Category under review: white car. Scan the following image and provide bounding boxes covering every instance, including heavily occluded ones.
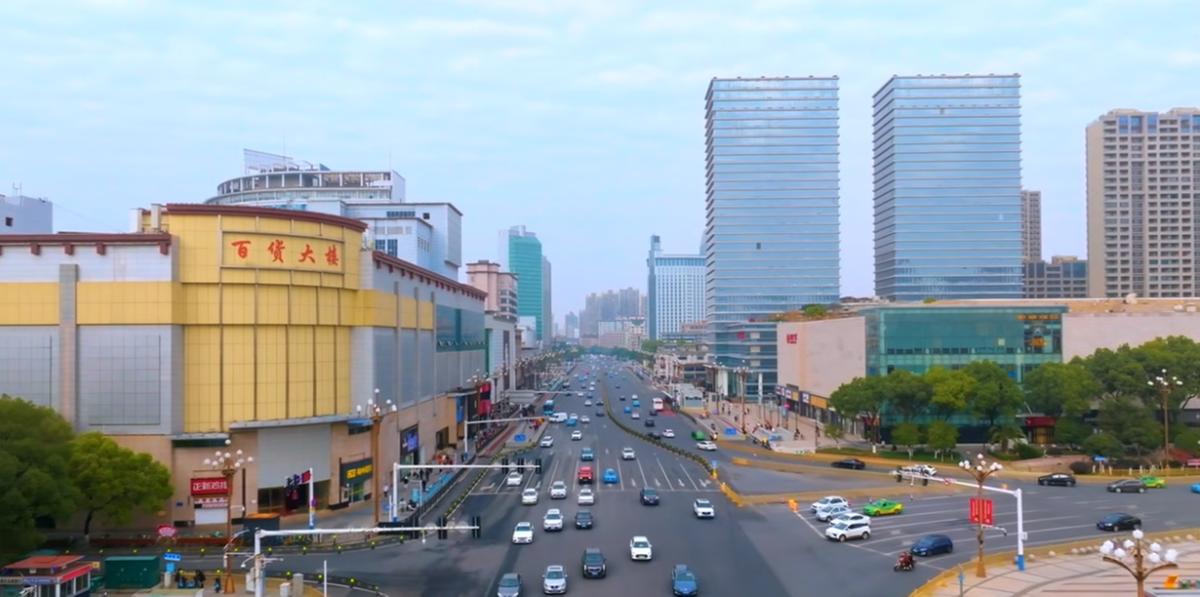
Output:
[550,481,568,499]
[580,416,590,424]
[631,394,639,400]
[621,447,636,460]
[831,512,870,526]
[901,464,939,477]
[662,429,675,438]
[540,436,554,448]
[577,392,585,397]
[543,508,564,532]
[693,498,715,519]
[506,471,524,487]
[571,430,583,441]
[512,521,534,544]
[815,503,851,522]
[631,411,641,419]
[696,440,718,451]
[629,535,653,561]
[577,487,595,505]
[521,488,539,505]
[584,400,593,406]
[825,519,871,542]
[810,495,849,513]
[569,413,579,420]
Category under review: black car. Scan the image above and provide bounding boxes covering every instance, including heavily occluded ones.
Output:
[575,510,594,529]
[911,534,954,556]
[644,419,656,428]
[650,409,658,416]
[595,410,605,417]
[1107,479,1146,494]
[831,458,866,470]
[1097,513,1141,531]
[1038,473,1076,487]
[648,431,662,440]
[640,487,660,506]
[619,396,626,401]
[581,548,607,578]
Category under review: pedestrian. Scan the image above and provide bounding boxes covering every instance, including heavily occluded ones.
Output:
[195,569,206,588]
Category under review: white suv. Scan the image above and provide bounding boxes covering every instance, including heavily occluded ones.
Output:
[692,498,715,519]
[629,535,653,560]
[825,519,871,542]
[543,509,564,532]
[550,481,568,499]
[577,487,595,505]
[621,447,636,460]
[521,488,539,505]
[511,522,534,544]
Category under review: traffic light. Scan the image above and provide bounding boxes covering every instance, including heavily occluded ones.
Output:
[470,515,482,539]
[517,457,526,469]
[402,475,410,485]
[535,458,543,475]
[501,457,509,474]
[922,477,929,487]
[436,516,448,540]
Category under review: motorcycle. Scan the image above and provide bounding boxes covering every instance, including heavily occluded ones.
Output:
[893,554,915,572]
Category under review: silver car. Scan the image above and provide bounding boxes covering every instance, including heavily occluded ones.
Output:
[542,565,567,595]
[497,572,521,597]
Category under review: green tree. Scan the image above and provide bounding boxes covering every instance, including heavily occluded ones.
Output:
[1098,396,1161,456]
[1173,427,1200,457]
[1081,431,1123,458]
[925,420,958,460]
[924,367,974,420]
[824,421,845,448]
[0,395,78,559]
[70,433,173,539]
[990,424,1025,453]
[829,376,888,443]
[1023,362,1100,417]
[963,361,1023,430]
[802,304,829,318]
[1083,348,1147,398]
[1053,416,1092,448]
[885,370,932,422]
[891,423,922,458]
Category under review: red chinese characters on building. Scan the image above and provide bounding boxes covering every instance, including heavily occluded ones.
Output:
[325,245,339,266]
[230,240,251,259]
[190,477,230,496]
[298,244,316,263]
[267,239,286,263]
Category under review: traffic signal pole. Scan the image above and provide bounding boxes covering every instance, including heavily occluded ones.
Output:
[897,470,1026,571]
[390,461,541,523]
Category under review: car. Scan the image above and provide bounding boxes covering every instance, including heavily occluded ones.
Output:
[632,399,641,408]
[810,495,849,512]
[825,518,871,542]
[581,447,595,461]
[640,487,660,505]
[1140,475,1166,489]
[863,499,904,516]
[632,394,639,400]
[650,409,659,416]
[831,512,870,526]
[691,430,709,441]
[1038,472,1077,487]
[603,468,619,484]
[497,572,522,597]
[648,431,662,440]
[629,535,653,560]
[831,458,866,470]
[1108,479,1147,493]
[542,565,567,595]
[623,406,632,413]
[575,510,594,529]
[596,400,604,406]
[619,395,626,401]
[911,534,954,556]
[577,392,585,397]
[522,488,539,505]
[696,440,718,451]
[622,447,636,460]
[584,400,592,407]
[644,418,656,427]
[631,411,641,420]
[578,466,594,484]
[815,503,851,522]
[506,471,524,486]
[900,464,939,477]
[543,509,564,532]
[581,548,607,579]
[671,564,698,596]
[595,410,605,417]
[540,436,554,448]
[1192,482,1200,494]
[580,416,590,424]
[1097,513,1141,531]
[565,417,578,427]
[571,430,583,441]
[693,498,715,518]
[663,429,676,438]
[550,481,568,499]
[512,522,534,544]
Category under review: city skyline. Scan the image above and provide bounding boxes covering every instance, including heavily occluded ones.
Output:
[4,2,1200,318]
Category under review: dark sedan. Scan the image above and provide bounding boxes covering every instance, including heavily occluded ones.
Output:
[581,548,607,578]
[644,419,656,428]
[911,534,954,556]
[640,487,660,506]
[574,510,594,529]
[1038,473,1076,487]
[1097,513,1141,531]
[831,458,866,470]
[1107,479,1146,494]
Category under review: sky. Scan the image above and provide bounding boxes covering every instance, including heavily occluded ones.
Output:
[3,0,1200,324]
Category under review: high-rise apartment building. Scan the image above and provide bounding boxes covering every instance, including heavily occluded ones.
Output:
[564,312,579,339]
[1024,256,1088,299]
[705,76,841,384]
[873,75,1024,301]
[501,226,546,345]
[1021,189,1042,263]
[647,235,705,340]
[466,260,518,320]
[1086,108,1200,297]
[580,288,642,339]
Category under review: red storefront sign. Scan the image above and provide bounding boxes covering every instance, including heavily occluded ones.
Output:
[786,333,798,344]
[191,477,229,496]
[1023,416,1056,428]
[968,497,994,526]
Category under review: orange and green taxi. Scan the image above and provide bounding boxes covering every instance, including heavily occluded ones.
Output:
[1140,475,1166,489]
[862,499,904,517]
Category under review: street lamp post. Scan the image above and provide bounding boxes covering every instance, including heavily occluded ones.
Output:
[1099,529,1178,597]
[1148,369,1183,467]
[357,391,396,525]
[959,453,1003,578]
[203,440,253,594]
[733,365,750,434]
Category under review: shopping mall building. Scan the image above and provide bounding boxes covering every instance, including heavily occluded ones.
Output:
[0,203,489,525]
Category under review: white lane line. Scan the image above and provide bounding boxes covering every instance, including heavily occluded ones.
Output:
[655,457,674,489]
[679,462,701,490]
[636,457,650,488]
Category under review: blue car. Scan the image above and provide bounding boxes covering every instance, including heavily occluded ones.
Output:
[911,534,954,556]
[566,417,577,427]
[632,399,640,408]
[1192,483,1200,494]
[671,564,698,596]
[581,448,594,461]
[623,406,632,414]
[603,468,619,484]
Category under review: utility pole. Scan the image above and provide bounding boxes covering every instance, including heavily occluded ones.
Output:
[959,454,1003,578]
[1148,369,1182,467]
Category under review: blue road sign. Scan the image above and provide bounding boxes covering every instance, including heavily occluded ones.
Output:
[514,434,527,442]
[164,552,182,562]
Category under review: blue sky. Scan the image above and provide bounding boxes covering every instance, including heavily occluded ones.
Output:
[3,1,1200,323]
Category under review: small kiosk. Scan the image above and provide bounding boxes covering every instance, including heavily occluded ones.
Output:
[0,556,93,597]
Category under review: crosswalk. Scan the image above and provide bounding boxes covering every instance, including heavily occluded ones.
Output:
[471,449,716,496]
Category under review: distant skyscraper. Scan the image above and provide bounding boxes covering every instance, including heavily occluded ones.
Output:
[873,74,1024,301]
[705,76,841,384]
[1086,108,1200,297]
[580,288,642,339]
[542,255,552,345]
[647,235,705,340]
[564,311,579,339]
[1021,189,1042,263]
[502,226,546,344]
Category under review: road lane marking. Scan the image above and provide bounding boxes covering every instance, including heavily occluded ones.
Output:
[636,457,650,488]
[654,457,673,489]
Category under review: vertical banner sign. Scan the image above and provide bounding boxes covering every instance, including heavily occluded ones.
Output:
[969,497,995,525]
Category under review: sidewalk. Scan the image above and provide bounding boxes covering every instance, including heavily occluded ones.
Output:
[690,398,835,452]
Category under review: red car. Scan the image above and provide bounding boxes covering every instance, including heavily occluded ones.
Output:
[578,465,594,484]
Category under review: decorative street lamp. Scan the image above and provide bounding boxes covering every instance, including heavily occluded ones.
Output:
[733,364,750,434]
[357,390,396,524]
[1148,369,1183,467]
[958,453,1003,578]
[1099,529,1178,597]
[202,440,253,594]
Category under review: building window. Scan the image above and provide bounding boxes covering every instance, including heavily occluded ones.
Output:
[423,212,430,220]
[3,217,11,227]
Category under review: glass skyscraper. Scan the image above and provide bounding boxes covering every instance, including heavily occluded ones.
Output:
[873,75,1024,300]
[704,76,841,383]
[501,226,545,344]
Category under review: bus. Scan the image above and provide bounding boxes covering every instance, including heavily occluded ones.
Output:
[542,400,556,416]
[651,397,664,412]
